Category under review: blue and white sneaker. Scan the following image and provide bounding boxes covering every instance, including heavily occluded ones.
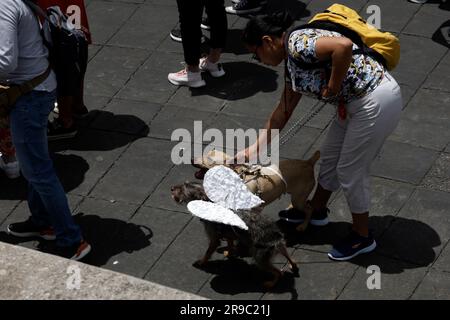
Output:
[328,231,377,261]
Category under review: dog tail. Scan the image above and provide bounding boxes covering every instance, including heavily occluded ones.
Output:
[307,150,320,166]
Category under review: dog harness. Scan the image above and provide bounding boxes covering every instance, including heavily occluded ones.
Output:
[239,164,288,198]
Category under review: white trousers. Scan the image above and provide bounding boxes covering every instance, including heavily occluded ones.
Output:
[318,72,403,213]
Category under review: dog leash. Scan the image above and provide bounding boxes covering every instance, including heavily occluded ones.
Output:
[279,101,327,146]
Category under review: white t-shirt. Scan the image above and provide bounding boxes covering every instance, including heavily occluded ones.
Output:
[0,0,56,91]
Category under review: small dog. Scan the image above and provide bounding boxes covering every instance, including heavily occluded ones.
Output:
[191,150,320,232]
[171,181,299,289]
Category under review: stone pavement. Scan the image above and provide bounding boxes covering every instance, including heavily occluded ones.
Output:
[0,0,449,300]
[0,241,204,300]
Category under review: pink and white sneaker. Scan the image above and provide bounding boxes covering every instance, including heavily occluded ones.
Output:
[199,57,226,78]
[168,68,206,88]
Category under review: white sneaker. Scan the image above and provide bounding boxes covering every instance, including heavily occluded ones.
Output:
[199,57,226,78]
[168,68,206,88]
[0,158,20,179]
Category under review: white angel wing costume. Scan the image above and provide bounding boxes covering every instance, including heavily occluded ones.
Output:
[186,165,264,230]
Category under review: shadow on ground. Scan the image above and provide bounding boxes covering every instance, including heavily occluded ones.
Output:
[189,61,279,100]
[425,0,450,10]
[0,212,153,267]
[432,20,450,48]
[73,213,153,267]
[195,258,299,300]
[279,215,441,272]
[49,111,149,152]
[0,153,89,201]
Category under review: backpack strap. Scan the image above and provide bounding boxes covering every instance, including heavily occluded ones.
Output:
[21,0,50,21]
[21,0,53,50]
[285,20,387,70]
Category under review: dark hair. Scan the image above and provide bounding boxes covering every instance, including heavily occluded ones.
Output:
[242,11,294,46]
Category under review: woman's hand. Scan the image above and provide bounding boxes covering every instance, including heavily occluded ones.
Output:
[321,85,340,99]
[315,37,353,100]
[234,148,249,164]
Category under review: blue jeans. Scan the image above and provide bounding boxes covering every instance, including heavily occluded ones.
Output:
[10,90,81,247]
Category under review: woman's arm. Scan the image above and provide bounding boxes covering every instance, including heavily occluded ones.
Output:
[235,84,302,163]
[314,36,353,97]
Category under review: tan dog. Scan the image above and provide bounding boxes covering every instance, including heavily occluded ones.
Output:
[192,150,320,232]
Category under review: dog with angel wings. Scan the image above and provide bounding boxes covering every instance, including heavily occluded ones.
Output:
[171,165,299,289]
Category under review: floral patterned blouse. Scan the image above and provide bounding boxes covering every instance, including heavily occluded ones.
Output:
[286,28,385,104]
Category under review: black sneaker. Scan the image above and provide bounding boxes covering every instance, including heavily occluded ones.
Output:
[278,202,329,226]
[201,17,210,30]
[73,105,89,120]
[47,119,78,141]
[170,27,182,42]
[55,240,91,261]
[7,218,56,241]
[225,0,263,14]
[328,231,376,261]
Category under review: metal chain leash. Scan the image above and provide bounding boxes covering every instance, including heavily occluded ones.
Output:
[279,101,328,146]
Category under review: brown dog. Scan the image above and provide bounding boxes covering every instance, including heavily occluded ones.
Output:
[171,181,299,289]
[192,150,320,232]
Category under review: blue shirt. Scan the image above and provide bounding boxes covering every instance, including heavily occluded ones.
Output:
[0,0,56,91]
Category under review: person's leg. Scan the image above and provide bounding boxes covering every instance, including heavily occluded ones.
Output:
[338,78,402,234]
[329,73,403,260]
[55,96,75,128]
[204,0,227,62]
[72,79,88,117]
[27,183,53,227]
[0,116,20,179]
[48,31,89,140]
[199,0,227,78]
[178,0,203,71]
[9,90,82,247]
[168,0,206,87]
[72,39,89,117]
[279,116,347,224]
[312,116,348,209]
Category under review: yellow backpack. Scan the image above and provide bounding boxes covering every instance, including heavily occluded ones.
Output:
[297,3,400,70]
